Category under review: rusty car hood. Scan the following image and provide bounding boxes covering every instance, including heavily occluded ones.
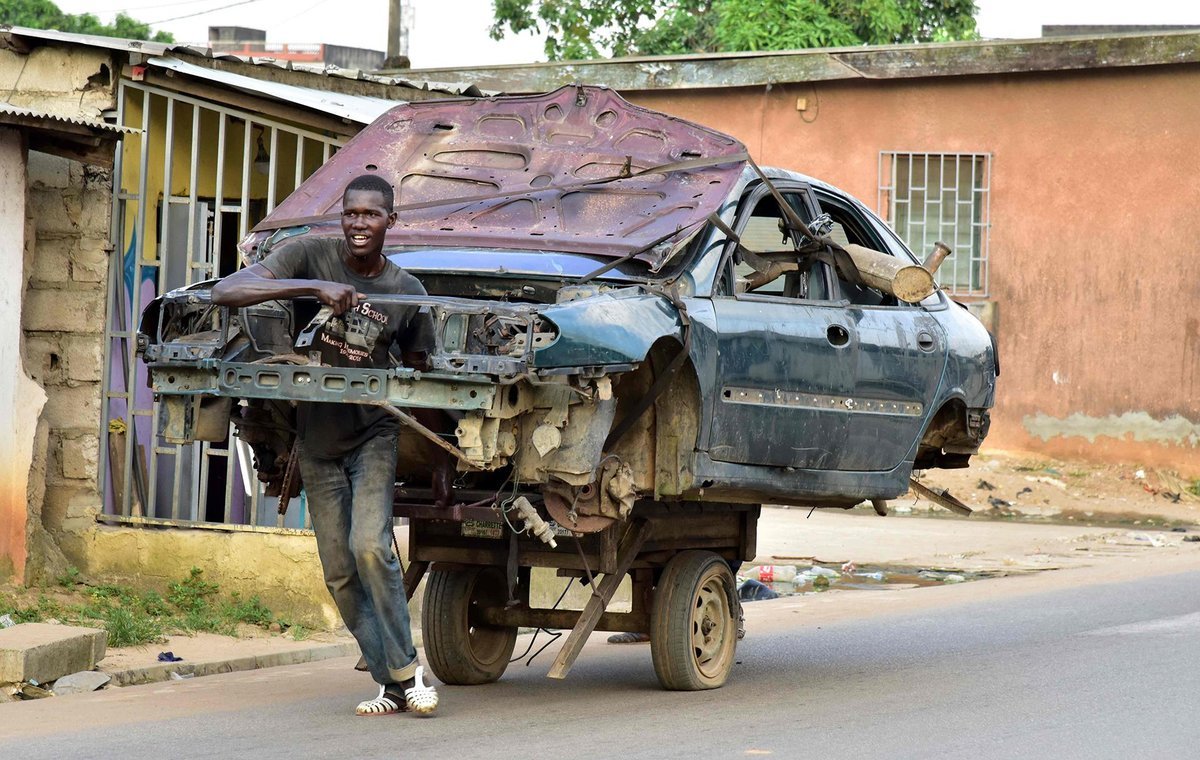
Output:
[244,85,747,266]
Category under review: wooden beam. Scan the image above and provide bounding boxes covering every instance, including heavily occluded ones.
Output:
[402,560,429,601]
[26,132,116,168]
[477,607,648,633]
[546,518,651,680]
[0,32,33,54]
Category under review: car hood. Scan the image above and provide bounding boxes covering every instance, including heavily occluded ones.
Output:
[243,85,747,267]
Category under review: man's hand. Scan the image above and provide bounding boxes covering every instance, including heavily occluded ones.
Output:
[312,281,363,314]
[212,263,363,311]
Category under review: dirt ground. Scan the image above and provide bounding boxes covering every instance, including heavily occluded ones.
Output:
[906,448,1199,526]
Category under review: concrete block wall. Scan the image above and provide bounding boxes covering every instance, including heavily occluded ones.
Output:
[0,47,114,120]
[21,154,112,564]
[0,43,118,579]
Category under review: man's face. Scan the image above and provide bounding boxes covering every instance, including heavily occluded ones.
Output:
[341,188,395,259]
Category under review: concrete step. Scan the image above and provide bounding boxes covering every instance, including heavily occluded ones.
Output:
[0,623,106,683]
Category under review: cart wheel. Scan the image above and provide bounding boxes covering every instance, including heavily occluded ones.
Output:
[650,550,738,691]
[422,565,516,685]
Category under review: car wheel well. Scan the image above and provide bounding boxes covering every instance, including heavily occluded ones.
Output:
[914,398,973,470]
[610,338,700,496]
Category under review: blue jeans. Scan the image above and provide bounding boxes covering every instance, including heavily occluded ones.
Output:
[299,432,418,685]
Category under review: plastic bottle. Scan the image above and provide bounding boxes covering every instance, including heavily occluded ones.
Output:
[755,565,797,583]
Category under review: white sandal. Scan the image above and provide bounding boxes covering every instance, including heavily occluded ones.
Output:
[355,685,405,716]
[404,666,438,716]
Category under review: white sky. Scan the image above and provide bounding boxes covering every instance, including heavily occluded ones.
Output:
[46,0,1200,69]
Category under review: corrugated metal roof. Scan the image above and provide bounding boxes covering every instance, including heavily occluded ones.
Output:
[147,56,402,125]
[0,25,488,97]
[0,102,138,134]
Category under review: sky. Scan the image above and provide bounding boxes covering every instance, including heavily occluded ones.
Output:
[45,0,1200,70]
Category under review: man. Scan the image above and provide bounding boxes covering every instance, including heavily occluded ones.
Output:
[212,174,438,717]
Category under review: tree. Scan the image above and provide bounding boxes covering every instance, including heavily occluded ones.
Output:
[490,0,977,60]
[0,0,174,43]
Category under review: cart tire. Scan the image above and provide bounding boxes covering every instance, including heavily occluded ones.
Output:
[422,565,516,685]
[650,550,738,691]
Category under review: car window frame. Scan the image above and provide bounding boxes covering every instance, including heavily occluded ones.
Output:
[716,181,842,306]
[811,187,942,311]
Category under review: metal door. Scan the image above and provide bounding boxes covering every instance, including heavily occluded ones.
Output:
[708,296,856,469]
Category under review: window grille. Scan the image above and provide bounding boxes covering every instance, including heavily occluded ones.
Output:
[100,79,345,531]
[878,152,991,296]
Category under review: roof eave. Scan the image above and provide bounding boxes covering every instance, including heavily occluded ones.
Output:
[394,31,1200,93]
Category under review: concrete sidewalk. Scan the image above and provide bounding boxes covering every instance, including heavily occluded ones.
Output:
[98,632,362,687]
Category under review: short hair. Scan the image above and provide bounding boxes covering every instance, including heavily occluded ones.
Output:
[344,174,394,210]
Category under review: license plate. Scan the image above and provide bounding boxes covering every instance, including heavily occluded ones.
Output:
[461,519,504,539]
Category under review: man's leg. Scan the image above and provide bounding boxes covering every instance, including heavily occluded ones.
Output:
[342,432,420,685]
[299,447,391,687]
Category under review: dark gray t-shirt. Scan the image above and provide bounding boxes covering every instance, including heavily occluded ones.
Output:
[260,236,434,458]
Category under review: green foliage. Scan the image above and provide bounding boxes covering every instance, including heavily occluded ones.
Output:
[1188,479,1200,498]
[55,566,82,588]
[0,0,174,43]
[86,605,165,647]
[490,0,977,60]
[1,593,60,623]
[168,567,219,614]
[223,593,274,627]
[0,568,280,648]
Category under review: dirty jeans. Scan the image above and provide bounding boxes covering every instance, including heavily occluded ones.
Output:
[299,432,418,686]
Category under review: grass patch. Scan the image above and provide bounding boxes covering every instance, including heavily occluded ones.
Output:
[56,566,82,588]
[225,593,274,627]
[1188,480,1200,498]
[1,568,283,647]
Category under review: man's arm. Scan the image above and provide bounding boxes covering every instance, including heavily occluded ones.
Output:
[211,263,361,313]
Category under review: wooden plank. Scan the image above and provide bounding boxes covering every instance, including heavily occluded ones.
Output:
[739,506,759,561]
[107,428,144,517]
[402,560,429,601]
[599,522,618,575]
[547,518,651,680]
[630,569,654,616]
[477,607,649,633]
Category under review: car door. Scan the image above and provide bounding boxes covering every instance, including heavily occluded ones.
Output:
[707,184,856,470]
[812,188,949,471]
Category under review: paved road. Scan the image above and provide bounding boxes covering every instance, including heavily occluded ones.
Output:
[3,569,1199,759]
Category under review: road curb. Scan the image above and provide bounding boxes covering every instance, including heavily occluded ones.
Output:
[107,641,362,687]
[105,629,425,687]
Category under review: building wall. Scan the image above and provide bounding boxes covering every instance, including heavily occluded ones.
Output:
[0,42,340,621]
[1,45,118,583]
[22,152,114,563]
[630,64,1200,473]
[0,129,49,582]
[84,526,337,627]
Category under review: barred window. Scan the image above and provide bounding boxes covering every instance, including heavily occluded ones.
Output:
[878,152,991,296]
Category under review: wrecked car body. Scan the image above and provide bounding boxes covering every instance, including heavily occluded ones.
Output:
[139,85,997,690]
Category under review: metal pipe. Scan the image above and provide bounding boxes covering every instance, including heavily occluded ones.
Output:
[373,404,482,470]
[923,241,952,275]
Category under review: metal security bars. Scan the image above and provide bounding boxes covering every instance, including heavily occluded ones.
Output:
[878,152,991,296]
[99,79,346,531]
